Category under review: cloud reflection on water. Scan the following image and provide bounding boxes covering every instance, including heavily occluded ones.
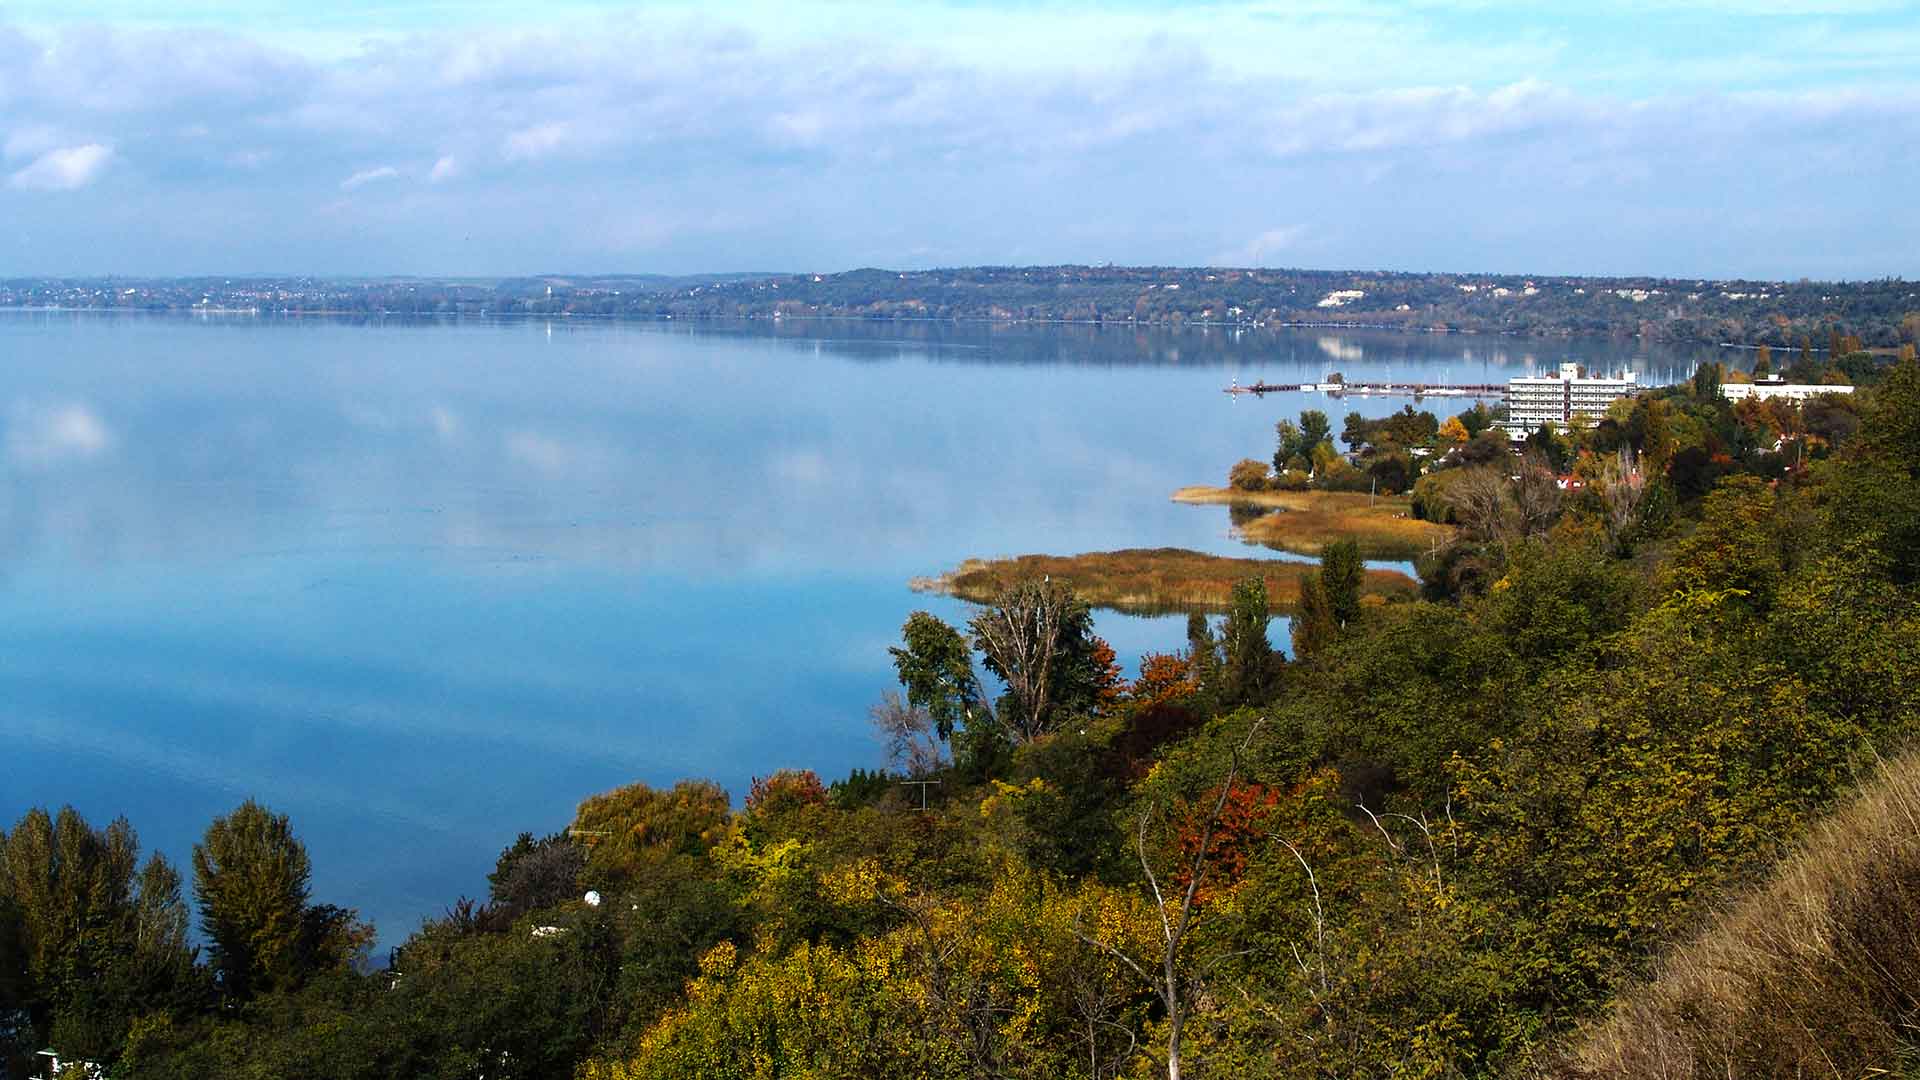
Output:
[0,314,1719,947]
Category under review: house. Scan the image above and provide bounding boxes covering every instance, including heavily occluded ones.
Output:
[32,1049,107,1080]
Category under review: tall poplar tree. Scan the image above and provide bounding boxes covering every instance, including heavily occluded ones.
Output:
[192,799,318,999]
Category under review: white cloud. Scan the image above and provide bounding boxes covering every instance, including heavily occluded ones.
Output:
[8,143,113,190]
[1213,225,1308,267]
[505,430,570,471]
[502,122,570,161]
[340,164,399,189]
[6,402,115,467]
[0,17,1915,277]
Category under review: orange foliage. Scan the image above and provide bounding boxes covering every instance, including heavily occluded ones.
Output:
[746,769,828,817]
[1130,652,1198,711]
[1174,782,1282,904]
[1090,636,1126,712]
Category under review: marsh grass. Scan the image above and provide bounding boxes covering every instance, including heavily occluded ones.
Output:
[1171,485,1453,560]
[1562,750,1920,1079]
[911,547,1419,615]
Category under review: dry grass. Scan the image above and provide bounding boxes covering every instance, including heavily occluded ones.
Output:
[1170,486,1454,560]
[910,547,1419,615]
[1559,750,1920,1079]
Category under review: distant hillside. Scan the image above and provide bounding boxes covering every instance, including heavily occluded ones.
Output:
[4,265,1916,347]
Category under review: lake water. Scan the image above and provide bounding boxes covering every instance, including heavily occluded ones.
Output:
[0,313,1713,949]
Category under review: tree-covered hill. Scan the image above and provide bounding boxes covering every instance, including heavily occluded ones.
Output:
[6,266,1917,348]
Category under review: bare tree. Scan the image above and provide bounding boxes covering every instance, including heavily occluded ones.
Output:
[1601,446,1648,552]
[1511,449,1564,538]
[1076,717,1265,1080]
[968,578,1098,743]
[1446,465,1513,543]
[869,691,949,777]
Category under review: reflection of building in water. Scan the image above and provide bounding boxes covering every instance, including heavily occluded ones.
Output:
[1504,362,1640,438]
[1721,377,1855,404]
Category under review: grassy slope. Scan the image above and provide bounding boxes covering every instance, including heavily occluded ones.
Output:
[1170,486,1454,560]
[1563,750,1920,1079]
[911,547,1418,615]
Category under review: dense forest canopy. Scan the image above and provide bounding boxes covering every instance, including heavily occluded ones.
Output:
[5,354,1920,1079]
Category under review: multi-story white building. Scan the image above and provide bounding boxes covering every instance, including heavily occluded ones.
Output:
[1504,362,1640,438]
[1721,377,1855,404]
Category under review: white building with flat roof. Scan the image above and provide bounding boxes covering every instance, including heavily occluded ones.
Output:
[1721,378,1854,404]
[1504,362,1640,438]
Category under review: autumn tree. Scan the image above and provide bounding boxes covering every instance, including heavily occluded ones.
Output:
[1079,717,1265,1080]
[1228,458,1270,491]
[571,780,733,890]
[745,770,828,818]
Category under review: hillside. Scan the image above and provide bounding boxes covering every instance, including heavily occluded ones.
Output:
[5,266,1917,347]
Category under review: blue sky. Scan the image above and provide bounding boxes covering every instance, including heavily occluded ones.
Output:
[2,1,1916,278]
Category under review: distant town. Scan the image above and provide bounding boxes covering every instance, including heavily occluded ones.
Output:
[4,265,1916,347]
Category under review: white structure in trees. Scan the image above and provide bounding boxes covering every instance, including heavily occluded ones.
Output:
[1721,376,1855,404]
[1504,362,1641,438]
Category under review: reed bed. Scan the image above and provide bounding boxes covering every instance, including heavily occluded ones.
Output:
[1171,485,1453,560]
[911,547,1419,615]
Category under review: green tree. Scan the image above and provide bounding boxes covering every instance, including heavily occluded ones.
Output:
[192,800,361,1000]
[1820,354,1920,584]
[0,807,194,1062]
[1321,539,1364,629]
[888,611,983,742]
[1292,542,1364,660]
[488,832,586,919]
[1298,409,1331,458]
[1292,572,1334,660]
[1275,410,1332,473]
[1220,576,1278,704]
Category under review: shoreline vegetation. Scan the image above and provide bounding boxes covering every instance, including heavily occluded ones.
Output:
[910,547,1418,615]
[1171,485,1454,560]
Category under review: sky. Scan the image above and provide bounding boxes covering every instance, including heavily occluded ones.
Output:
[1,1,1916,280]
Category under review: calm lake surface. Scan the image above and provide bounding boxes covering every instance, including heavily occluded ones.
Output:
[0,313,1713,948]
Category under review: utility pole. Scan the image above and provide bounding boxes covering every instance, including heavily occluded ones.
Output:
[899,778,942,811]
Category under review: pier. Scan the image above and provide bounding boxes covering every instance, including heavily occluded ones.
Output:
[1225,380,1506,399]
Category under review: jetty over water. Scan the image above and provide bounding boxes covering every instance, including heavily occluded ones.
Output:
[1225,380,1506,399]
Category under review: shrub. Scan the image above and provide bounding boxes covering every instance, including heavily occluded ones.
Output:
[1228,458,1271,492]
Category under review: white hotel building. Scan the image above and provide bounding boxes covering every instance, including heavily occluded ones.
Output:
[1504,363,1641,438]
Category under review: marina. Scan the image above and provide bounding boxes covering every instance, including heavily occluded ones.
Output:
[1226,378,1507,399]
